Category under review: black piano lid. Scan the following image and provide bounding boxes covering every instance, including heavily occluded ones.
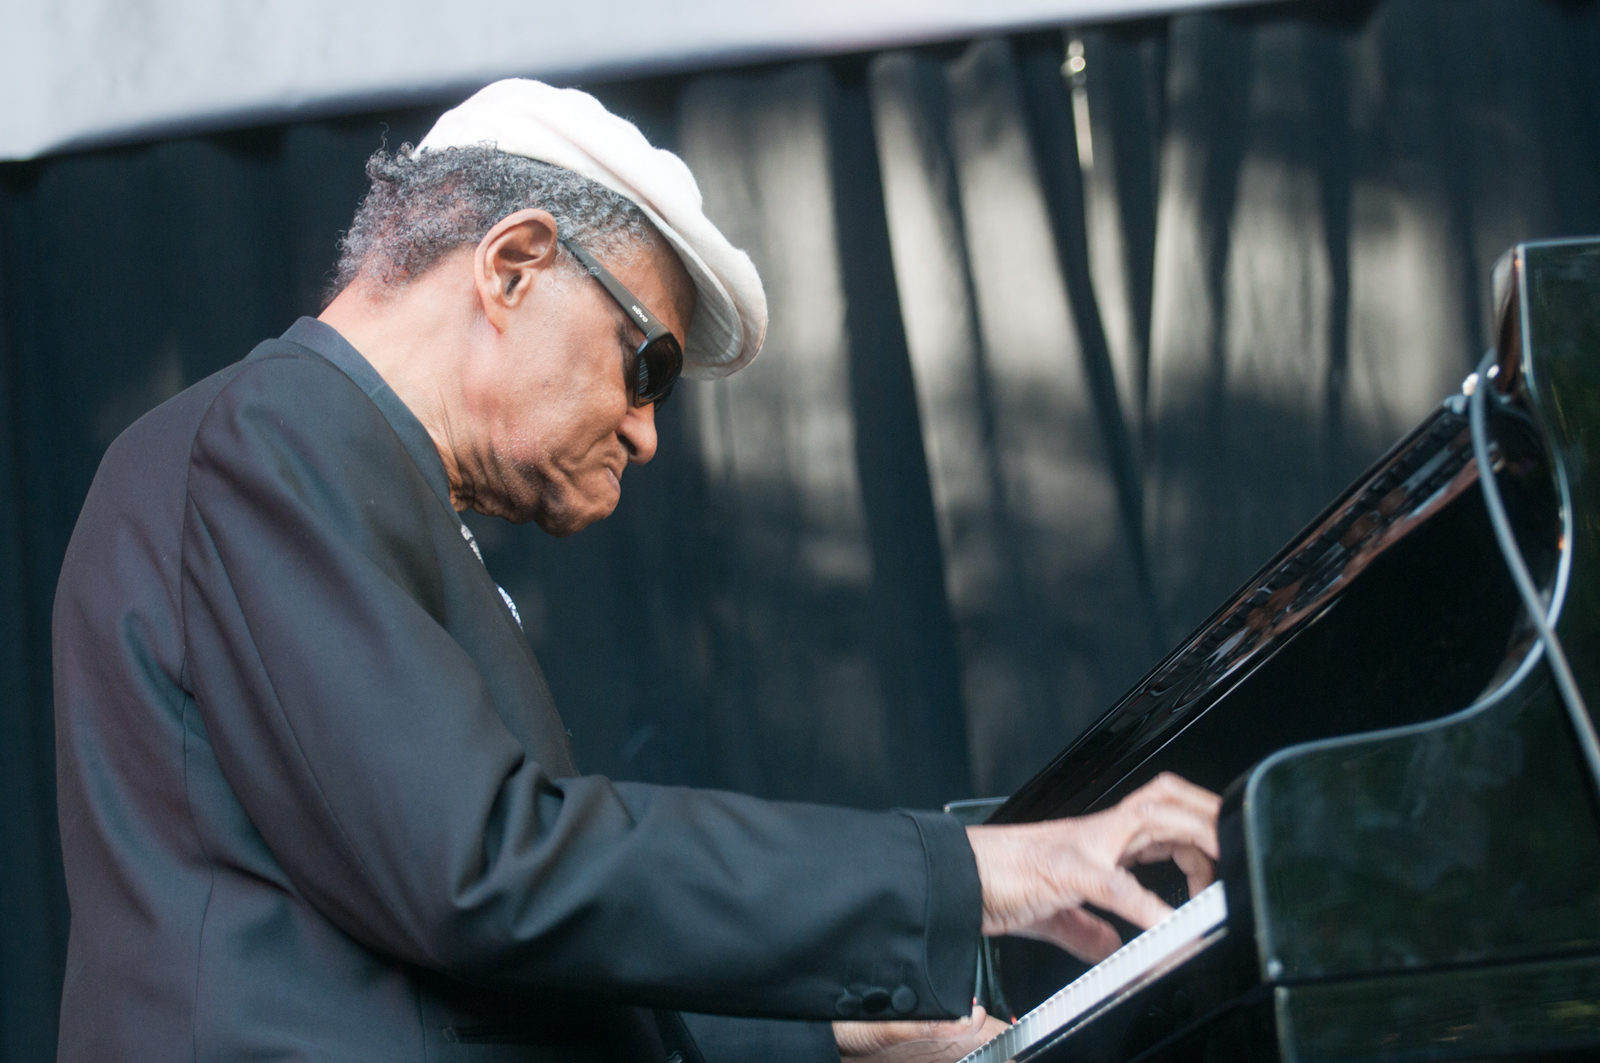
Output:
[989,394,1544,826]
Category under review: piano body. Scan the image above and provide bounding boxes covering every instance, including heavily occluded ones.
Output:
[970,237,1600,1063]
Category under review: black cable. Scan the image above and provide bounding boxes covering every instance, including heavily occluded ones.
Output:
[1469,350,1600,796]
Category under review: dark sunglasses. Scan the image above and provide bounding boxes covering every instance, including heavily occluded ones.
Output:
[559,236,683,408]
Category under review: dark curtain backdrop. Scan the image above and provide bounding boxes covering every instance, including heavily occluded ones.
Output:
[3,0,1599,1058]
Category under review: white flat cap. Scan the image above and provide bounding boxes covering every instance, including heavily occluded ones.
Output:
[417,78,766,379]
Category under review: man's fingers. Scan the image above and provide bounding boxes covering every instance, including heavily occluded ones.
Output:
[1113,787,1221,863]
[1171,843,1217,897]
[835,1006,985,1050]
[940,1007,1005,1052]
[972,1013,1010,1048]
[835,1004,1004,1061]
[1118,803,1219,860]
[1131,773,1223,818]
[1016,905,1124,963]
[1080,863,1173,932]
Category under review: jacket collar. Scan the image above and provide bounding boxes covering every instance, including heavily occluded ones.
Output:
[279,316,458,518]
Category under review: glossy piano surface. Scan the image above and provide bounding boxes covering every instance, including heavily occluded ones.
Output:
[987,237,1600,1063]
[991,406,1547,830]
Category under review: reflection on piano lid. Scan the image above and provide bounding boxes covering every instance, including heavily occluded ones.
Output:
[971,238,1600,1063]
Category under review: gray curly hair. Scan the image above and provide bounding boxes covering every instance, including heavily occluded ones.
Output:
[327,143,661,303]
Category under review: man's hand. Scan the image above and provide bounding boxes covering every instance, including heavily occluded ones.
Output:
[965,773,1221,962]
[828,774,1218,1063]
[835,1005,1007,1063]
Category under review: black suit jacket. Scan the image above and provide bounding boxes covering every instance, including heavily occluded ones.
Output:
[53,319,982,1062]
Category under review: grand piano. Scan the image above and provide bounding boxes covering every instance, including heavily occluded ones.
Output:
[959,238,1600,1063]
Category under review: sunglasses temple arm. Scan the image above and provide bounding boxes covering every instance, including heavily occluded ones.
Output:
[559,238,673,344]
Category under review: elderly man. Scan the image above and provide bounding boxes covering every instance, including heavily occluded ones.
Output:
[53,80,1219,1063]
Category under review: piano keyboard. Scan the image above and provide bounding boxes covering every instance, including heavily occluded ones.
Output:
[960,881,1229,1063]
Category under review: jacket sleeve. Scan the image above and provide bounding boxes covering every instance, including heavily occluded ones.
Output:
[178,354,981,1020]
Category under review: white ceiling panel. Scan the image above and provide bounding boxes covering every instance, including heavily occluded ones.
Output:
[2,0,1259,160]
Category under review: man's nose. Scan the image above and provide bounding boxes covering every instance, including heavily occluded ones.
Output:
[620,401,658,464]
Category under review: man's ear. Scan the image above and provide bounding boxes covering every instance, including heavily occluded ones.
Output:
[475,208,561,329]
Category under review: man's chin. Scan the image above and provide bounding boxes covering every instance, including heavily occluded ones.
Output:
[530,495,619,537]
[467,470,617,534]
[472,478,618,535]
